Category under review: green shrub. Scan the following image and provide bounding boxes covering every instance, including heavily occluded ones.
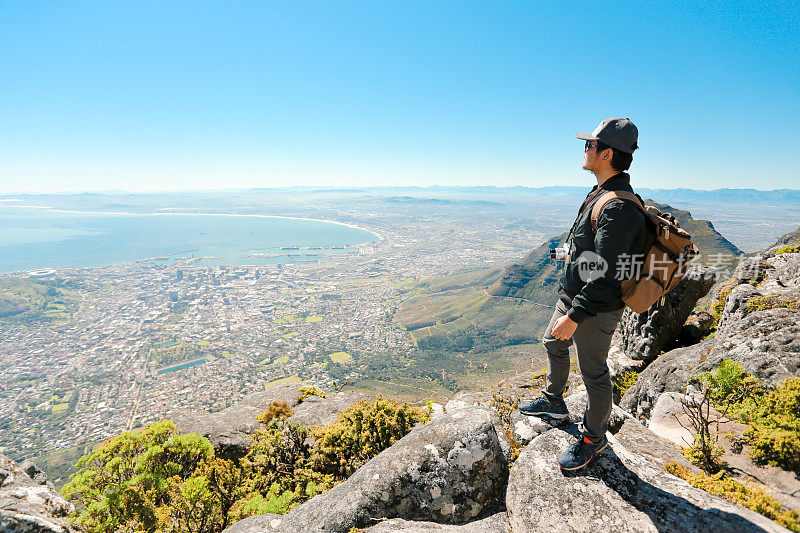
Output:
[744,379,800,472]
[313,395,426,478]
[696,362,800,474]
[256,401,293,425]
[62,420,216,533]
[230,483,297,518]
[666,462,799,531]
[775,245,800,255]
[298,386,326,402]
[613,370,640,398]
[696,359,747,403]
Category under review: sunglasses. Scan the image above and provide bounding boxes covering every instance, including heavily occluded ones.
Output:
[584,140,598,152]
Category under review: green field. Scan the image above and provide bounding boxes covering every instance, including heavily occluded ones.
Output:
[305,316,324,322]
[329,351,352,363]
[265,375,302,387]
[273,355,290,364]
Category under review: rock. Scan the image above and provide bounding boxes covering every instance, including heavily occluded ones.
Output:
[616,273,715,363]
[173,383,365,458]
[0,454,76,533]
[221,513,284,532]
[265,407,508,532]
[620,339,715,419]
[506,427,788,532]
[510,411,553,446]
[364,512,509,532]
[715,283,761,338]
[428,403,445,419]
[289,390,368,428]
[17,460,48,485]
[614,418,696,471]
[646,393,695,448]
[695,305,800,385]
[679,309,715,346]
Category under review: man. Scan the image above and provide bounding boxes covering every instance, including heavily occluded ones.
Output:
[518,117,646,470]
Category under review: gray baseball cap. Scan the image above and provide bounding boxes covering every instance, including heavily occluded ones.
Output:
[576,117,638,153]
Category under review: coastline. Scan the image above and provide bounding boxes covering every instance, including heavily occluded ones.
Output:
[0,204,384,242]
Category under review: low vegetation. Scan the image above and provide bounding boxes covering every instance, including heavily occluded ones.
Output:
[746,295,800,312]
[681,360,800,474]
[666,462,799,532]
[62,397,426,533]
[775,245,800,255]
[612,370,640,399]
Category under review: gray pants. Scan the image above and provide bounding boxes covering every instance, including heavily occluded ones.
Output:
[542,299,623,442]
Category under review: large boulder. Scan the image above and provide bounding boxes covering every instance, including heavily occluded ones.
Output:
[262,407,508,533]
[620,339,715,419]
[0,455,76,533]
[172,383,365,458]
[506,427,789,532]
[616,274,716,363]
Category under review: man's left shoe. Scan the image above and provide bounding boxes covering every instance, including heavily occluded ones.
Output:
[557,434,608,471]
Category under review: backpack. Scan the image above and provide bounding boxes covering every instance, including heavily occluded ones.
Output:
[590,191,699,314]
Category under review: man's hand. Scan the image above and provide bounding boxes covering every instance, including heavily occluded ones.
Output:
[552,315,578,341]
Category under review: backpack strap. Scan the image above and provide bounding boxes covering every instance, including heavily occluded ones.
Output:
[590,191,647,231]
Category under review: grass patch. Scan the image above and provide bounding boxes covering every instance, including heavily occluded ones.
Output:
[305,316,324,323]
[274,314,298,324]
[51,403,69,413]
[273,355,291,365]
[281,332,299,339]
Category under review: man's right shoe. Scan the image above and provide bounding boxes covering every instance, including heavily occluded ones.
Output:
[518,395,569,420]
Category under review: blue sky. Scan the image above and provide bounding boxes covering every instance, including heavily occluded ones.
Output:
[1,1,798,192]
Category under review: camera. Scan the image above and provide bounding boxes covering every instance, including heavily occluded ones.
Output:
[550,243,570,261]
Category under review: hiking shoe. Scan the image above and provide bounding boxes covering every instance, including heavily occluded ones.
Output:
[558,435,608,471]
[518,396,569,420]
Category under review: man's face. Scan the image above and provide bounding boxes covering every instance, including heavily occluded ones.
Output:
[582,140,600,172]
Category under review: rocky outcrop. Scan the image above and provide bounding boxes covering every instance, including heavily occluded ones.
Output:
[0,455,76,533]
[615,273,716,364]
[506,427,788,532]
[172,382,365,459]
[265,407,508,533]
[620,339,714,419]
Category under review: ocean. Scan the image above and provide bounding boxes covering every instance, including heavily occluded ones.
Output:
[0,206,380,274]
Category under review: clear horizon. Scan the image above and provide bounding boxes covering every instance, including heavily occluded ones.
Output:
[2,1,798,193]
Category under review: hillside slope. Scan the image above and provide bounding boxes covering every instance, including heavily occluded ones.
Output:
[394,200,741,351]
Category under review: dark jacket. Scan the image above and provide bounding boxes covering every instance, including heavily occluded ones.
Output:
[559,172,646,323]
